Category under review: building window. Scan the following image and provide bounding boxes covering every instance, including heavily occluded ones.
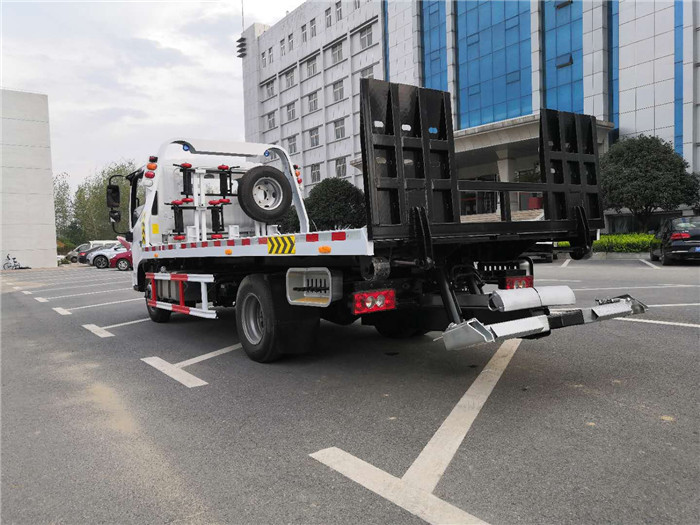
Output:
[308,91,318,112]
[286,102,296,121]
[360,66,374,79]
[331,43,343,64]
[332,80,344,102]
[326,8,332,27]
[287,135,297,155]
[268,47,273,63]
[310,163,321,183]
[354,0,360,9]
[542,0,583,114]
[336,1,343,20]
[280,39,285,56]
[310,18,316,37]
[335,157,347,177]
[333,119,345,140]
[265,81,275,98]
[302,24,307,43]
[454,0,533,128]
[261,51,266,67]
[421,1,447,92]
[288,33,294,51]
[359,26,373,49]
[309,127,320,147]
[267,112,276,130]
[307,57,317,77]
[285,70,295,88]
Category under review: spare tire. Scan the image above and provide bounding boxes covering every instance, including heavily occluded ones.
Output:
[237,166,293,223]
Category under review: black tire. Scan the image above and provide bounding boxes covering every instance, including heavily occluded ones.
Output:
[570,247,591,260]
[93,255,108,269]
[237,166,293,223]
[70,256,78,263]
[235,274,319,363]
[146,282,171,323]
[374,311,427,339]
[660,248,673,266]
[117,259,131,271]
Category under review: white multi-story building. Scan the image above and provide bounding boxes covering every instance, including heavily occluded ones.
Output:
[241,0,383,195]
[1,89,58,268]
[241,0,698,219]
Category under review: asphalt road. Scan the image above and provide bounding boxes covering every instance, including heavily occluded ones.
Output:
[2,258,699,524]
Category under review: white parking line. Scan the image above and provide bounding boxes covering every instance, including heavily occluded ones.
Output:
[141,345,242,388]
[54,297,143,315]
[614,318,700,329]
[13,286,21,289]
[537,278,582,283]
[639,259,659,269]
[22,290,33,295]
[560,258,572,268]
[572,284,699,291]
[82,324,115,338]
[32,280,132,293]
[52,307,71,315]
[35,287,132,302]
[312,339,521,524]
[82,318,150,337]
[647,303,700,307]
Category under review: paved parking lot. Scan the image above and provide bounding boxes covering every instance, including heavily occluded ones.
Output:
[2,259,699,524]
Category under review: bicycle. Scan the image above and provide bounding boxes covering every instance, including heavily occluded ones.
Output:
[3,254,30,270]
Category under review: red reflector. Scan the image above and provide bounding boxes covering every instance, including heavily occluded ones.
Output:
[149,156,158,162]
[173,235,185,241]
[297,177,302,184]
[182,197,193,203]
[180,162,192,169]
[306,233,319,242]
[145,171,155,179]
[209,199,220,205]
[218,164,229,170]
[172,200,184,206]
[331,231,346,241]
[671,232,690,240]
[220,198,231,203]
[353,289,396,315]
[504,276,534,289]
[211,234,223,239]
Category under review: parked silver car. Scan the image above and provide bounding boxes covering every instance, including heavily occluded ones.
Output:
[89,244,125,269]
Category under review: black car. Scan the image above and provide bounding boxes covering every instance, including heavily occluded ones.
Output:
[650,216,700,265]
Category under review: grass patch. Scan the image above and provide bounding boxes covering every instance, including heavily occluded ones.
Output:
[558,233,654,253]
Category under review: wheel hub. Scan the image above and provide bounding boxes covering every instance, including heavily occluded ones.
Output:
[241,293,265,345]
[251,177,283,210]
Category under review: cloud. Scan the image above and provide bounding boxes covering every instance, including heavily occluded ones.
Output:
[1,0,304,187]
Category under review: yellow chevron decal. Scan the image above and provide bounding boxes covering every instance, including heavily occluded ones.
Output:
[268,235,295,255]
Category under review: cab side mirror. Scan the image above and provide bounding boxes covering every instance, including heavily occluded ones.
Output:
[106,184,121,208]
[109,209,122,223]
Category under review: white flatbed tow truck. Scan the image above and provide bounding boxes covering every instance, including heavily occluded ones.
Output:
[106,79,645,362]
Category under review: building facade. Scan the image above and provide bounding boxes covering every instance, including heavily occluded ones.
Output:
[241,0,697,205]
[1,89,58,268]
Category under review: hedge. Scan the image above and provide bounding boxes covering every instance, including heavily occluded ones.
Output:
[557,233,654,253]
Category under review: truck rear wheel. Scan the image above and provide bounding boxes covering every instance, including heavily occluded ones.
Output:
[236,274,319,363]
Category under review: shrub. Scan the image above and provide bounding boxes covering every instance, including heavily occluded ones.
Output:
[557,234,654,253]
[279,178,366,233]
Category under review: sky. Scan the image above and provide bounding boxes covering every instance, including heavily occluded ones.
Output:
[1,0,304,187]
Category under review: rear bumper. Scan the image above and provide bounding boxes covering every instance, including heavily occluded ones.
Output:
[442,292,646,351]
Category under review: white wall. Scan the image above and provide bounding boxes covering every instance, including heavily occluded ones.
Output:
[1,89,58,268]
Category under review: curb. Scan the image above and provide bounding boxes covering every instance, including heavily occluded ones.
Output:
[558,252,648,260]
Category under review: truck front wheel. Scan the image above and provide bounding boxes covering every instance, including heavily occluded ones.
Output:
[236,274,319,363]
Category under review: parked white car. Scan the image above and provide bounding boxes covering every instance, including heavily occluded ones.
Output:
[88,244,126,269]
[66,240,116,263]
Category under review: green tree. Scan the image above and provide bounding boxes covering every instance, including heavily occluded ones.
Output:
[600,135,700,231]
[73,161,136,240]
[279,177,366,233]
[53,172,73,239]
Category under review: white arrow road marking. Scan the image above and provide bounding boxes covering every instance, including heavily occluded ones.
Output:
[141,345,241,388]
[311,339,521,524]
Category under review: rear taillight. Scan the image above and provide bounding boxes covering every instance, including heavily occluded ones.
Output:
[504,276,534,289]
[80,252,85,256]
[353,289,396,315]
[671,232,690,240]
